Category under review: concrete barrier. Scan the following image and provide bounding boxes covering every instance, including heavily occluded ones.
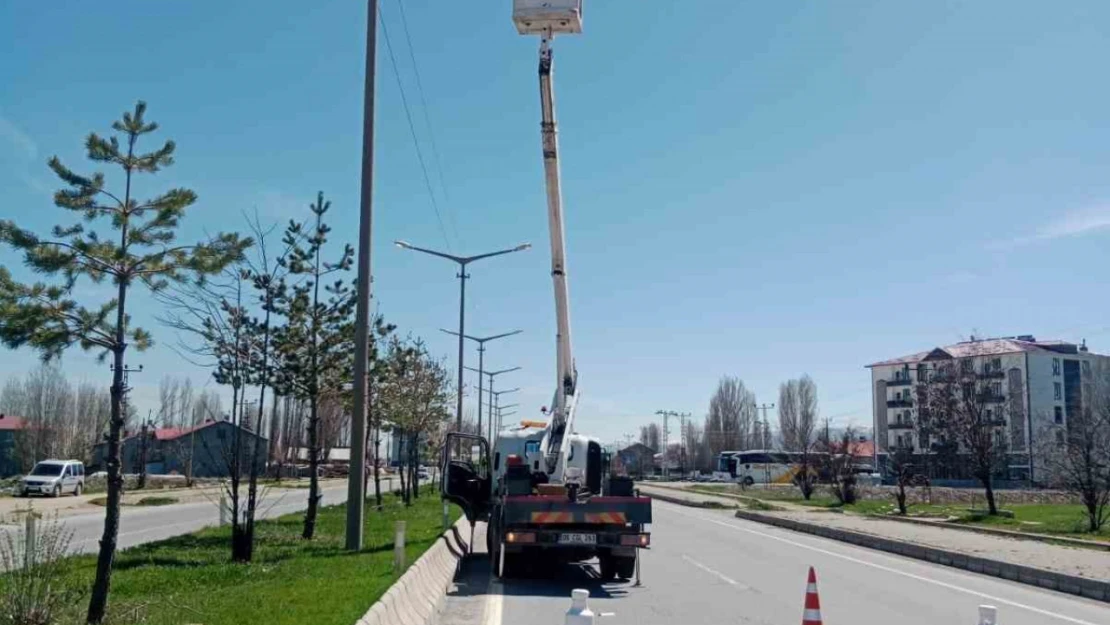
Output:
[355,517,471,625]
[733,510,1110,604]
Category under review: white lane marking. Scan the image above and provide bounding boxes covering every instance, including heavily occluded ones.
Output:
[663,504,1101,625]
[483,580,504,625]
[681,554,746,588]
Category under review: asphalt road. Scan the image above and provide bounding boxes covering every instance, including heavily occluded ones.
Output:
[442,499,1110,625]
[3,477,415,556]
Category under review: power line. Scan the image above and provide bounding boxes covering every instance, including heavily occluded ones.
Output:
[378,4,452,251]
[394,0,459,248]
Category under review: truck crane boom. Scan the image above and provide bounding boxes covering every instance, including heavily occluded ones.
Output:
[536,33,579,482]
[438,1,652,582]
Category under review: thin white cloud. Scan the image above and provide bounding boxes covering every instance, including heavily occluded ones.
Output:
[1007,205,1110,247]
[0,113,37,160]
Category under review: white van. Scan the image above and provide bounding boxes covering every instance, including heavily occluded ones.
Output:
[20,459,85,497]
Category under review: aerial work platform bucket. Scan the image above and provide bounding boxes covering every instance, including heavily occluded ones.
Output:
[513,0,583,35]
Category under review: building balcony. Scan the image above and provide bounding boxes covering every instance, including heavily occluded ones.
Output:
[978,370,1005,379]
[978,393,1005,404]
[886,399,913,408]
[887,377,912,387]
[887,422,915,430]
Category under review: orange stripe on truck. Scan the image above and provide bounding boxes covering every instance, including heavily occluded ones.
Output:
[530,511,575,524]
[585,512,626,524]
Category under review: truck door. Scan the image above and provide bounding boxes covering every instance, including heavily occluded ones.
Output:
[441,433,491,523]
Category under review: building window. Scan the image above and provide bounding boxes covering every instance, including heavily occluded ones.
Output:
[1054,406,1063,424]
[961,359,973,373]
[990,357,1001,371]
[1082,361,1091,377]
[1052,358,1061,376]
[985,408,993,423]
[1055,429,1065,445]
[990,382,1002,397]
[1054,382,1062,401]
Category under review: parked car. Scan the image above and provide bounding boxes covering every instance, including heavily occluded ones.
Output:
[21,459,86,497]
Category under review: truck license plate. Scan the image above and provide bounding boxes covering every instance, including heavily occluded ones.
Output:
[559,533,596,545]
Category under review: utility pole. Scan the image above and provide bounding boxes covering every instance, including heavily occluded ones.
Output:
[757,403,775,449]
[347,0,378,551]
[655,410,678,480]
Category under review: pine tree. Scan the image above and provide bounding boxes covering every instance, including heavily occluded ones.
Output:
[0,101,249,623]
[274,192,355,539]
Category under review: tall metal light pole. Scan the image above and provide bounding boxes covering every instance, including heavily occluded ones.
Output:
[395,241,530,430]
[494,403,519,431]
[466,366,520,439]
[441,329,521,441]
[757,403,775,450]
[488,387,520,438]
[347,0,378,551]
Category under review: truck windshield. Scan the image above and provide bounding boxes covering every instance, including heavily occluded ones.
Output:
[30,463,64,477]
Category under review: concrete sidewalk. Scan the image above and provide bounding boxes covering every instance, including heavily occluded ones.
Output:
[636,484,1110,583]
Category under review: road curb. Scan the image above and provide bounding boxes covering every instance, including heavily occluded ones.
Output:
[640,489,738,509]
[355,517,471,625]
[875,511,1110,552]
[647,483,1110,552]
[732,509,1110,604]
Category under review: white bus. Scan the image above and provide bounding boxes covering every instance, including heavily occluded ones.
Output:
[713,450,821,486]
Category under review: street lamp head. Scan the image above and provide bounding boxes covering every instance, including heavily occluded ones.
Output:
[394,240,412,249]
[513,243,532,252]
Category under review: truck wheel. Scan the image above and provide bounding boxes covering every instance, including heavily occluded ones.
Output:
[597,555,616,581]
[742,476,755,486]
[497,546,522,579]
[615,555,636,580]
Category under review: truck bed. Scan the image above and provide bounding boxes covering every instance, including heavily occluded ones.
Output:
[502,495,652,525]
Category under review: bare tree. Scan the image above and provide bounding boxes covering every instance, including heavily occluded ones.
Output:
[780,376,820,499]
[920,360,1009,515]
[798,375,818,446]
[818,422,860,505]
[706,376,756,456]
[0,366,112,470]
[1038,373,1110,533]
[778,380,799,452]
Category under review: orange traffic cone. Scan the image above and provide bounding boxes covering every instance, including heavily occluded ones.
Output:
[802,566,823,625]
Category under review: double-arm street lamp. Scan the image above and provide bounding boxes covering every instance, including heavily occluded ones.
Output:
[394,240,530,429]
[441,329,521,443]
[494,403,520,430]
[466,366,520,441]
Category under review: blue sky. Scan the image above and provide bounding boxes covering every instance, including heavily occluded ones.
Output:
[3,1,1110,445]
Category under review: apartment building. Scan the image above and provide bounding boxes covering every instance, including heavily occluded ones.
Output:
[866,335,1108,483]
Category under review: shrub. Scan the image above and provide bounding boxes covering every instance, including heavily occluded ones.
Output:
[0,509,80,625]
